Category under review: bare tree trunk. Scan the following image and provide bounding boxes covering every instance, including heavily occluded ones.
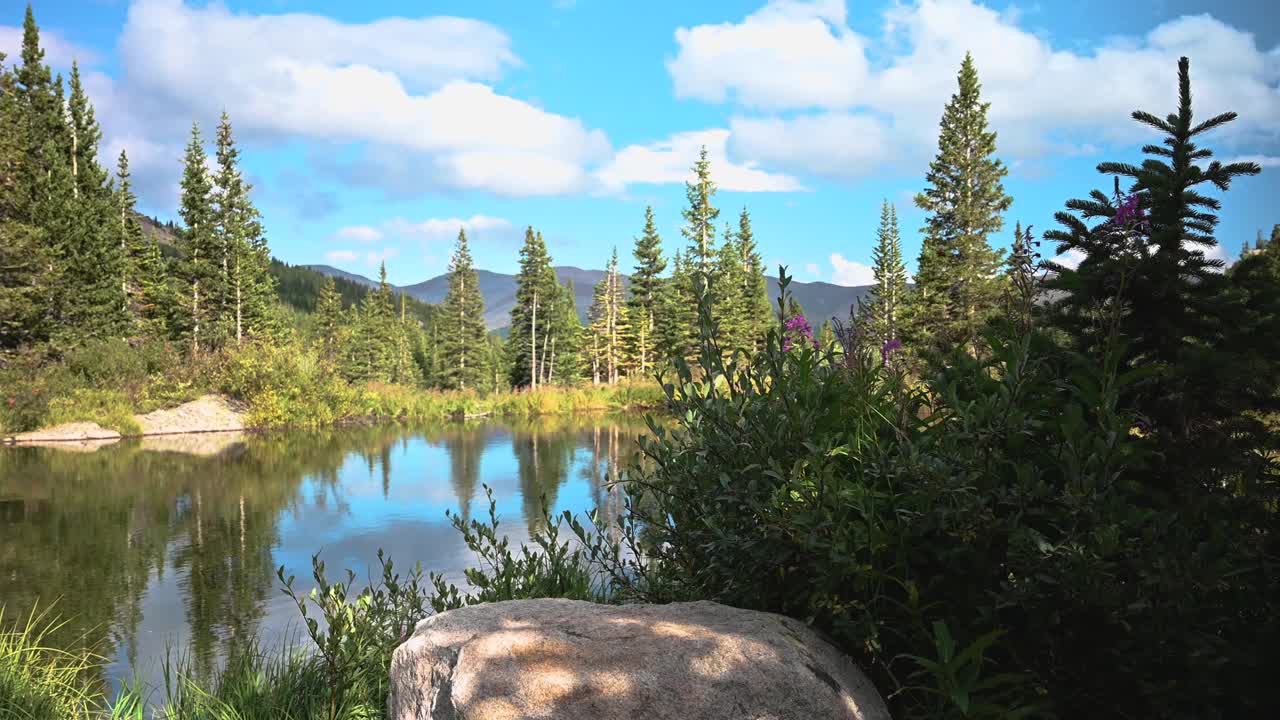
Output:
[547,336,556,385]
[234,256,243,345]
[530,290,538,390]
[459,274,466,390]
[545,330,555,386]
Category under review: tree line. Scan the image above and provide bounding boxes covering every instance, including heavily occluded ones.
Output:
[3,3,1274,412]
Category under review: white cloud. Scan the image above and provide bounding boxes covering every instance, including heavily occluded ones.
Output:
[668,0,867,111]
[384,214,515,243]
[325,250,360,263]
[1223,155,1280,168]
[332,225,384,243]
[325,247,400,268]
[597,129,803,193]
[728,114,891,179]
[93,0,610,200]
[829,252,875,286]
[668,0,1280,179]
[804,262,822,276]
[364,247,401,267]
[0,25,101,68]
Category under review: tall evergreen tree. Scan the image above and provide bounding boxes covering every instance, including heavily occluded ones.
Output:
[66,62,108,199]
[626,206,666,376]
[50,73,125,343]
[551,279,583,384]
[0,48,51,348]
[356,262,396,382]
[682,145,720,294]
[13,4,67,212]
[176,122,217,352]
[440,229,489,390]
[910,52,1011,356]
[736,207,770,350]
[509,226,557,389]
[114,149,158,331]
[714,221,744,350]
[213,112,275,345]
[657,249,696,363]
[313,274,344,362]
[1044,56,1261,478]
[587,249,628,383]
[867,200,908,346]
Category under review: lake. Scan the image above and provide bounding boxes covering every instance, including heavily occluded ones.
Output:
[0,415,647,693]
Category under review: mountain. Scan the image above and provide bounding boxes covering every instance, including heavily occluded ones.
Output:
[307,265,869,331]
[397,266,623,329]
[303,264,380,289]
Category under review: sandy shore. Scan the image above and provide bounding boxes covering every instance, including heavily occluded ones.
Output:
[4,395,247,449]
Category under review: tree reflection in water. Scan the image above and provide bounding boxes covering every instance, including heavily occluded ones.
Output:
[0,415,646,692]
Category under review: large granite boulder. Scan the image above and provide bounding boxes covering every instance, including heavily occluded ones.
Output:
[388,598,890,720]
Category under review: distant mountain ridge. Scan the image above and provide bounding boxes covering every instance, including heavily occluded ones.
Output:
[305,264,871,331]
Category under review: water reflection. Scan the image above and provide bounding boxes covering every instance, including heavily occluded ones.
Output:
[0,415,645,692]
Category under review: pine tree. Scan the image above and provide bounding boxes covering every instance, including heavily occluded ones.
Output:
[115,150,150,327]
[910,52,1012,357]
[14,4,68,212]
[177,122,217,353]
[657,249,696,363]
[736,208,770,350]
[392,294,418,385]
[1044,56,1261,473]
[0,48,51,348]
[357,262,396,382]
[66,62,108,200]
[625,206,667,376]
[587,249,628,383]
[213,112,274,345]
[509,226,557,389]
[1256,229,1266,251]
[682,145,720,296]
[714,221,744,351]
[551,279,584,384]
[440,229,489,390]
[867,200,908,346]
[313,274,344,362]
[54,62,126,342]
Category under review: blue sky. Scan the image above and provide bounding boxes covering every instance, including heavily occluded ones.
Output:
[4,0,1278,285]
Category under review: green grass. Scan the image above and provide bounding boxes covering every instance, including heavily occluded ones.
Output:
[2,335,666,437]
[0,606,110,720]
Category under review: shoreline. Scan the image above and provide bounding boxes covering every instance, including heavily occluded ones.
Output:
[2,390,663,448]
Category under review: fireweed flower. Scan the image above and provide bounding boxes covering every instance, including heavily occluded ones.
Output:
[1112,194,1145,226]
[783,314,814,352]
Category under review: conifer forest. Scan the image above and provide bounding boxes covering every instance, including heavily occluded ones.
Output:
[1,2,1278,719]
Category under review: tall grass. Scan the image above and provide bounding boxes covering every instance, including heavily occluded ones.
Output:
[2,337,665,436]
[2,487,600,719]
[0,605,109,720]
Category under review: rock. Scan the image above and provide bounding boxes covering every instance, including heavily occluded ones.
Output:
[11,422,122,445]
[133,395,245,436]
[388,599,890,720]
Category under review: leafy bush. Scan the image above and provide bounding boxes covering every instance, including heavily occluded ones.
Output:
[567,271,1279,719]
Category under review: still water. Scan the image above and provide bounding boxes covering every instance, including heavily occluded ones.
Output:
[0,415,644,691]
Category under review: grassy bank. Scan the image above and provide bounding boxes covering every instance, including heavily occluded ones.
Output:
[0,337,664,437]
[0,493,598,720]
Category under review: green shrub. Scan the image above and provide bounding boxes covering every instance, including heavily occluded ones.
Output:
[565,271,1279,719]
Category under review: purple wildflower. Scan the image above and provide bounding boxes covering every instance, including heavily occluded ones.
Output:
[1112,194,1145,226]
[782,314,814,352]
[881,338,903,364]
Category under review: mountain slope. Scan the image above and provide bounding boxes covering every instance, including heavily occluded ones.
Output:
[308,265,869,330]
